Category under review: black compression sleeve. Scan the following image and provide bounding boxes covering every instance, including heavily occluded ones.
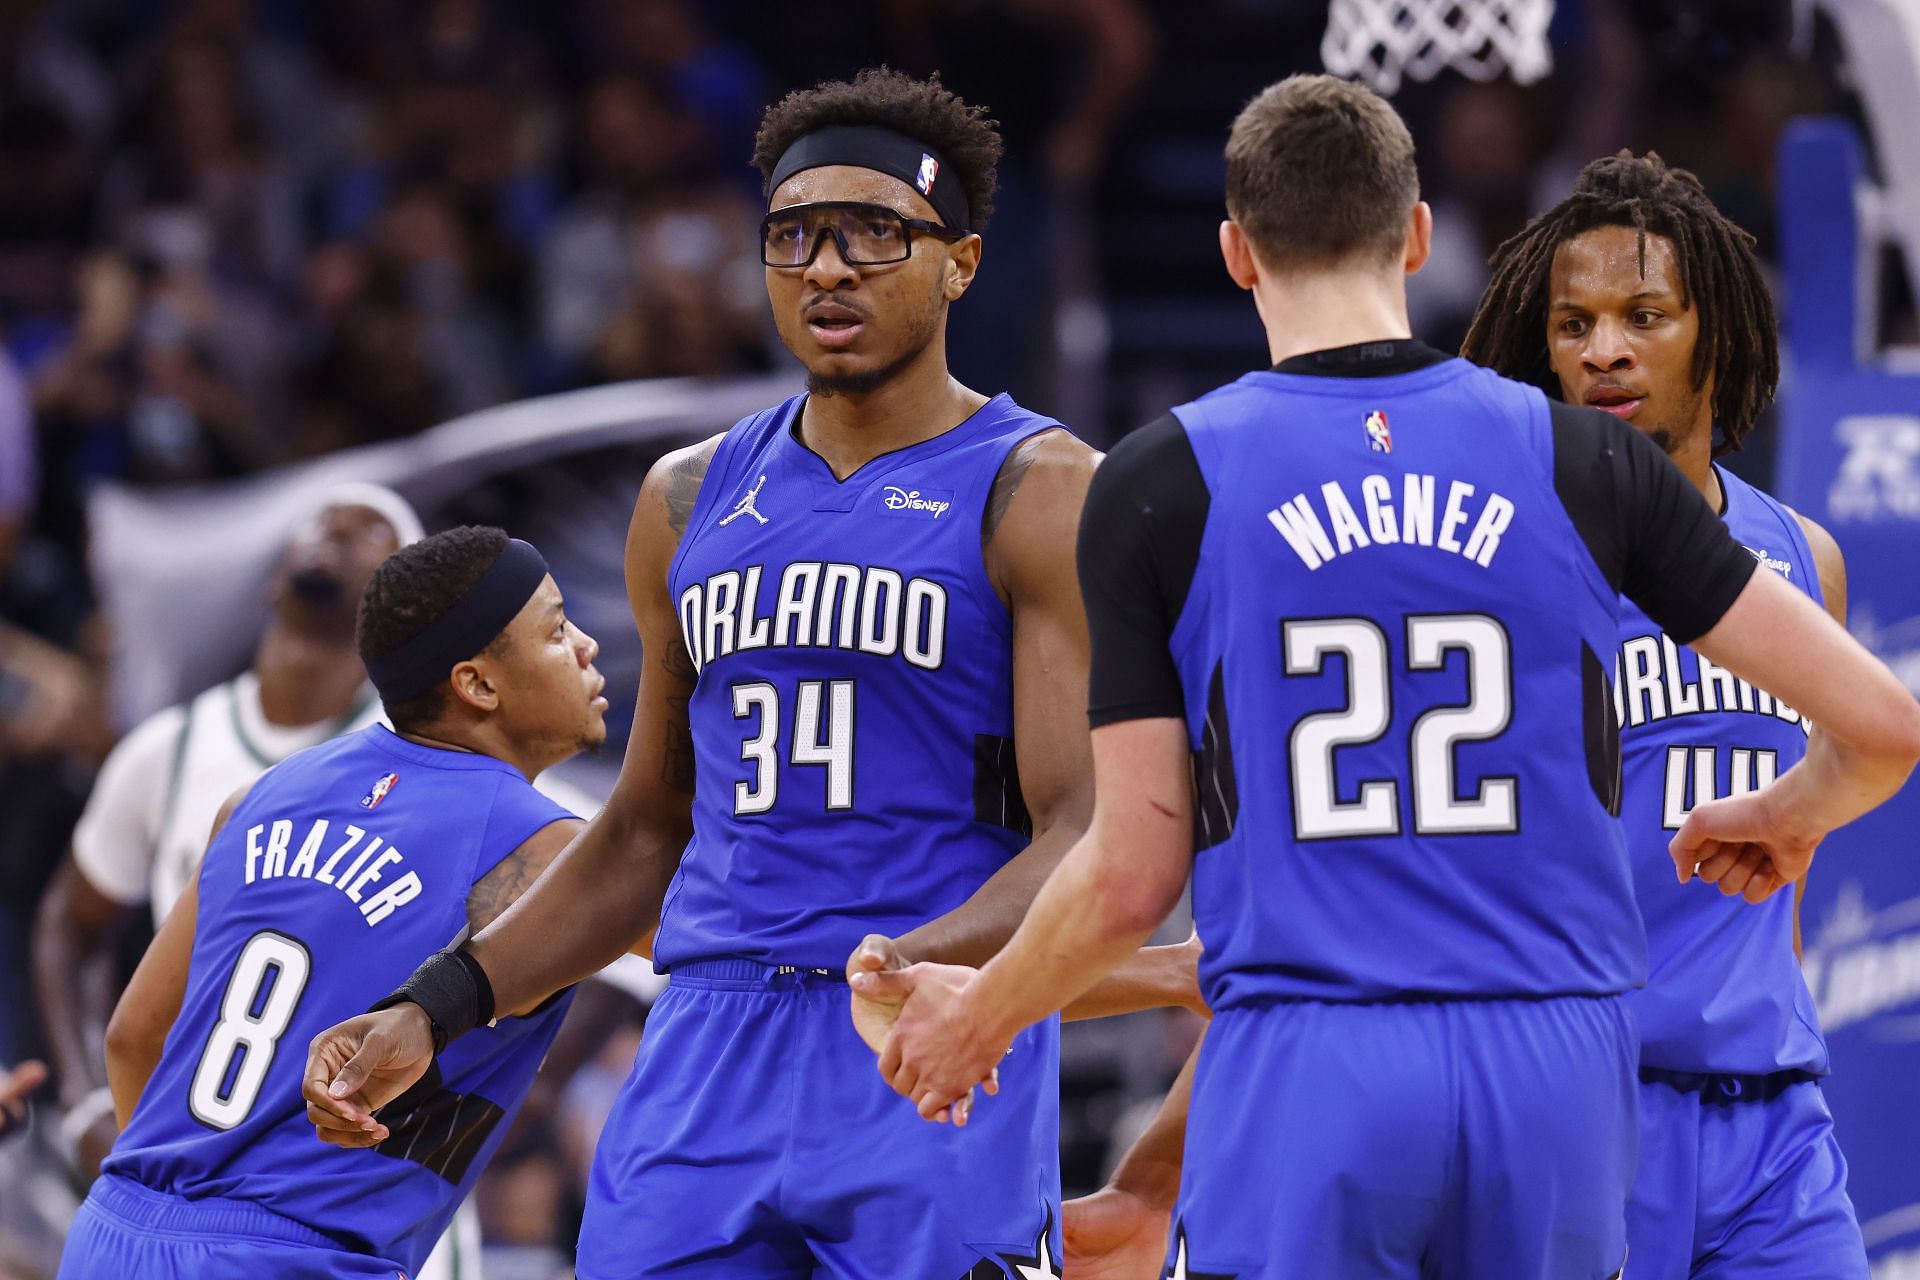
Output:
[1079,414,1209,726]
[1548,400,1758,643]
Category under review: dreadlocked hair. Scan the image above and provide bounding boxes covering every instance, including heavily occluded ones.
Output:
[1460,150,1778,456]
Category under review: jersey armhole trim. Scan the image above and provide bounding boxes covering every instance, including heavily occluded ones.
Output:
[663,404,785,595]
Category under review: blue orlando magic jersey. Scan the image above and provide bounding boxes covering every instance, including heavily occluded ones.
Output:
[658,393,1061,970]
[1169,360,1643,1006]
[106,725,575,1274]
[1619,466,1828,1075]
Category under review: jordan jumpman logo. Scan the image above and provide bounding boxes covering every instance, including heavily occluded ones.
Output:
[720,474,770,526]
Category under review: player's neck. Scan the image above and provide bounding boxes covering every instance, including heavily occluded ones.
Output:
[253,624,369,728]
[1252,269,1413,367]
[798,343,989,481]
[398,720,555,782]
[1672,425,1723,513]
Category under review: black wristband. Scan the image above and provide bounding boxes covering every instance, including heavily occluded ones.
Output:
[372,949,496,1055]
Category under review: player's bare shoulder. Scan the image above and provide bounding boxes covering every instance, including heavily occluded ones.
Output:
[1784,503,1849,625]
[628,433,727,597]
[983,429,1102,602]
[639,434,727,543]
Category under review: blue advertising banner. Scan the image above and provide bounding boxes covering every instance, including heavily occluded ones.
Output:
[1776,118,1920,1275]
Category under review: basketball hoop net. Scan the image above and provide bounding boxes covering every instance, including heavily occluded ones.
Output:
[1322,0,1556,96]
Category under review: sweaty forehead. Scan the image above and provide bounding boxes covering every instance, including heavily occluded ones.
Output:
[1550,224,1686,304]
[769,164,942,222]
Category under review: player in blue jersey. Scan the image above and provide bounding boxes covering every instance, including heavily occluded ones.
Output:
[1460,151,1871,1277]
[860,76,1920,1280]
[303,69,1198,1280]
[58,526,609,1280]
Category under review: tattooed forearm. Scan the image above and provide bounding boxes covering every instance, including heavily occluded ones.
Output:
[662,721,696,794]
[664,445,716,537]
[659,637,698,794]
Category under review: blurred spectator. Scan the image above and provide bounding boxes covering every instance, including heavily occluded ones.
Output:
[578,0,766,168]
[0,345,34,575]
[586,187,770,383]
[538,75,691,379]
[0,1060,47,1143]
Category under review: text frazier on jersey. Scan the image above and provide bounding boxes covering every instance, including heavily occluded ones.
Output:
[241,814,423,926]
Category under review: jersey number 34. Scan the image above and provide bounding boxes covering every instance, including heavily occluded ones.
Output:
[731,679,855,815]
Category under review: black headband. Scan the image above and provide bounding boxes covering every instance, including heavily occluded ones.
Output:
[366,538,550,706]
[768,125,970,234]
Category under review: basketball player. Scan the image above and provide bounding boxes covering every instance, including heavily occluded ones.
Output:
[859,76,1920,1279]
[304,69,1195,1279]
[1460,150,1870,1276]
[32,485,420,1178]
[31,488,494,1280]
[57,527,607,1280]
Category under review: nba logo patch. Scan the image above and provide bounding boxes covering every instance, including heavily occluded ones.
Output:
[915,153,939,195]
[1364,410,1392,454]
[361,772,399,810]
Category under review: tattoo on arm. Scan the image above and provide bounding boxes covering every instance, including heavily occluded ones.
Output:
[467,844,546,935]
[982,433,1047,548]
[659,639,698,795]
[664,447,715,537]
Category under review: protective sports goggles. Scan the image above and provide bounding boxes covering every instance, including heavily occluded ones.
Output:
[760,201,964,268]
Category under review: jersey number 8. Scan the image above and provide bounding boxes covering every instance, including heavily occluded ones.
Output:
[188,930,312,1130]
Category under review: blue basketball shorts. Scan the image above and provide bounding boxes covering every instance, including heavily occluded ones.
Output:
[58,1174,406,1279]
[576,959,1062,1279]
[1172,995,1637,1279]
[1627,1070,1867,1278]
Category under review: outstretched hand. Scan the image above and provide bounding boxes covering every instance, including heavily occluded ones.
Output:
[301,1005,436,1149]
[1670,788,1816,904]
[852,960,1006,1125]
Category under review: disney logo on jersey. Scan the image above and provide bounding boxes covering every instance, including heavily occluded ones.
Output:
[361,771,399,810]
[1364,409,1392,454]
[882,486,953,519]
[1744,545,1793,577]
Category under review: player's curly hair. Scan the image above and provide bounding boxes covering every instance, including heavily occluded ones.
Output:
[1461,150,1779,456]
[357,525,511,730]
[751,67,1003,232]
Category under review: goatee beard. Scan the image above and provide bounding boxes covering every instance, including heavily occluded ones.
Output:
[808,348,919,399]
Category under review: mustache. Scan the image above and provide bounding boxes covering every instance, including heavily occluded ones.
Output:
[803,296,872,322]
